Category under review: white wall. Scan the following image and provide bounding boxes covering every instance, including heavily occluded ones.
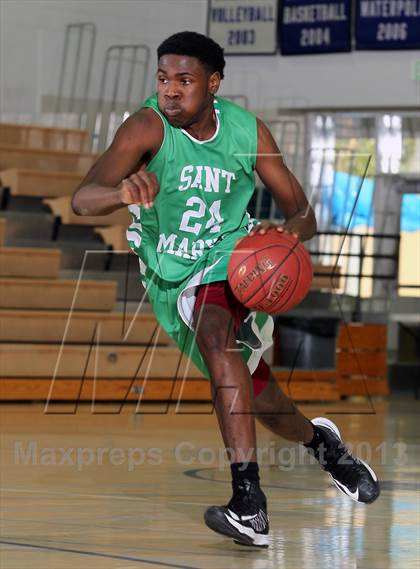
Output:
[224,49,420,111]
[0,0,208,121]
[1,0,419,121]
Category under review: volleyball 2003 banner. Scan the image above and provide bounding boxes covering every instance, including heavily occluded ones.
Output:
[207,0,279,54]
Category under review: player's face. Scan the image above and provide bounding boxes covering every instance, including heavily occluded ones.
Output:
[156,54,220,128]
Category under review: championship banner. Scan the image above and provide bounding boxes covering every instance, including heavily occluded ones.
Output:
[280,0,352,55]
[208,0,278,54]
[356,0,420,49]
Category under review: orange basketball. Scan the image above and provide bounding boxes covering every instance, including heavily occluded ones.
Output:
[227,230,313,314]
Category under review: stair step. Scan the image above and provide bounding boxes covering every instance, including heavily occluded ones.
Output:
[0,247,61,278]
[0,277,117,310]
[6,238,108,270]
[0,344,201,379]
[0,124,89,152]
[0,210,55,240]
[0,309,169,344]
[0,144,96,173]
[0,187,52,212]
[0,168,82,200]
[60,265,144,301]
[0,377,210,402]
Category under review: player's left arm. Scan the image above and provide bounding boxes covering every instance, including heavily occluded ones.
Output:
[253,118,317,242]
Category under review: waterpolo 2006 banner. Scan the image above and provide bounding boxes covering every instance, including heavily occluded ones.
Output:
[208,0,279,54]
[356,0,420,49]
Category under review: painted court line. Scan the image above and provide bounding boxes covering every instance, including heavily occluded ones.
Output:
[0,540,201,569]
[1,487,209,507]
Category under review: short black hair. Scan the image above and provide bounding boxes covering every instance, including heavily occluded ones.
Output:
[157,31,225,79]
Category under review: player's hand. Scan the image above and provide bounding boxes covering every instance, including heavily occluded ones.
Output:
[119,164,159,209]
[250,220,299,240]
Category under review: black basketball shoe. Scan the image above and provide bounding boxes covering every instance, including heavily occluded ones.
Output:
[311,417,380,504]
[204,479,269,547]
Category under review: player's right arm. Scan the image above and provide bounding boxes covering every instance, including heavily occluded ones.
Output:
[71,108,163,216]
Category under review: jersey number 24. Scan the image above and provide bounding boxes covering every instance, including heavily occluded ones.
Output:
[179,197,223,235]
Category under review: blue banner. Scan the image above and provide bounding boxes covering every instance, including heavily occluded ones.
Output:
[356,0,420,49]
[280,0,351,55]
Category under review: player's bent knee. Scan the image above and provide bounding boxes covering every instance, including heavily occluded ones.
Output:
[195,323,231,354]
[194,307,235,355]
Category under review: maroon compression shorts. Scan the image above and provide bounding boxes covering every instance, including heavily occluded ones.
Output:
[194,281,270,397]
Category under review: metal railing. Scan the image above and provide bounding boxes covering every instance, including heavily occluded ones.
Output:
[54,22,96,129]
[91,44,150,152]
[311,230,401,314]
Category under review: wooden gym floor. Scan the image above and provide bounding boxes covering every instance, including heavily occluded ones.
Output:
[0,396,419,568]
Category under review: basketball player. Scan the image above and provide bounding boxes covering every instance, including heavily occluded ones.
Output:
[72,32,380,548]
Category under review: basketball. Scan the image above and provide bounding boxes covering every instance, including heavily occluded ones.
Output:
[228,230,313,314]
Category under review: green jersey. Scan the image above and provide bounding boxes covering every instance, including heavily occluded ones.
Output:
[127,94,258,282]
[125,95,273,380]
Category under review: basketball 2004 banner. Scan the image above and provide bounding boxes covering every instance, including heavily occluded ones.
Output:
[280,0,352,55]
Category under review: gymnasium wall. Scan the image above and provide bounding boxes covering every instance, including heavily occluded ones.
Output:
[1,0,419,121]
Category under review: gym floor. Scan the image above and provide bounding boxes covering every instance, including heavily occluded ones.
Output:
[0,396,419,568]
